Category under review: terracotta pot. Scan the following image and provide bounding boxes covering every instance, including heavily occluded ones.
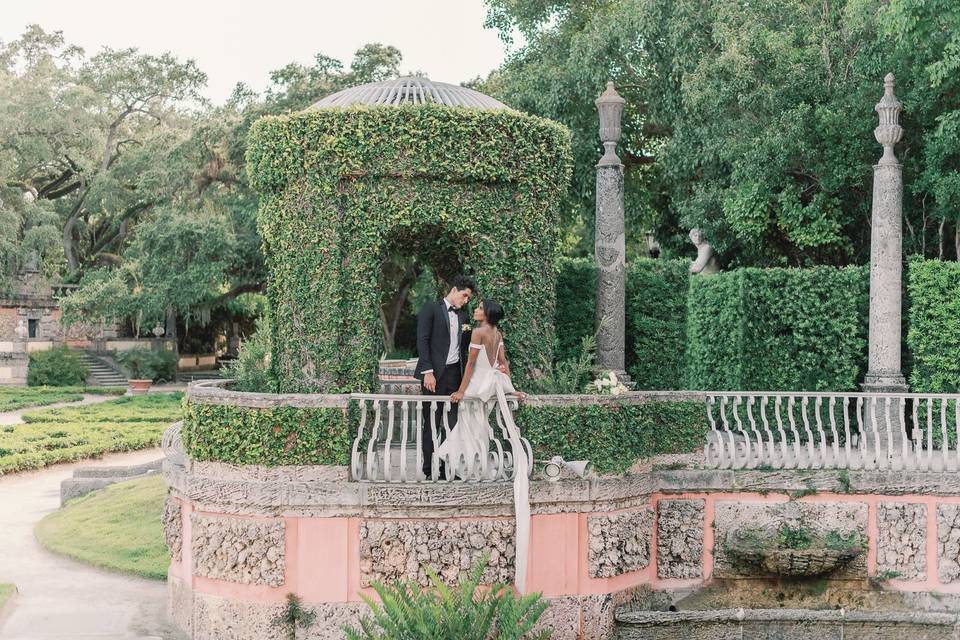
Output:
[127,379,153,395]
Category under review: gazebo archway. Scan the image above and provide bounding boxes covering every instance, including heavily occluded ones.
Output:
[248,77,572,393]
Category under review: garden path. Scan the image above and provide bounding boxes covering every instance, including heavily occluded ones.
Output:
[0,447,180,640]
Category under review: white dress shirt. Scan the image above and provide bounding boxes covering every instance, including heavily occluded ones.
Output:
[423,300,460,375]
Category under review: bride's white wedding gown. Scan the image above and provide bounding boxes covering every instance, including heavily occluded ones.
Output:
[434,338,531,593]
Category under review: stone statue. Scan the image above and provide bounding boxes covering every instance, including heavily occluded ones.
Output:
[688,228,719,275]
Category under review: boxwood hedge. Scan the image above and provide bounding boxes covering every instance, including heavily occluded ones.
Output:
[907,258,960,392]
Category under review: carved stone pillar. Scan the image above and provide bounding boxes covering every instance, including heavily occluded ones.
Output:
[863,73,908,395]
[863,74,909,458]
[594,82,628,381]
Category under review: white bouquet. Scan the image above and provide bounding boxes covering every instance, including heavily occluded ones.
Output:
[587,370,629,396]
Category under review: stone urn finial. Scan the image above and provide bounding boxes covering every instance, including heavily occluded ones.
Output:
[874,73,903,165]
[596,81,625,167]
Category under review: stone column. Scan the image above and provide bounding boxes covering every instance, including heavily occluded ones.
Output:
[594,82,629,382]
[863,73,908,395]
[862,74,909,459]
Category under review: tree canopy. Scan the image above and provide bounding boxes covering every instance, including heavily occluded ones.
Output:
[480,0,960,266]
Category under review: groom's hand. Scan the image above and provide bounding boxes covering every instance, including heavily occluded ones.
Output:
[423,372,436,393]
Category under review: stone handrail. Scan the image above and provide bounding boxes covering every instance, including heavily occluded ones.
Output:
[706,391,960,471]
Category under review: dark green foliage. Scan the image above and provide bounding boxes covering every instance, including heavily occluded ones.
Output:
[626,259,690,389]
[553,258,596,364]
[515,400,705,474]
[907,258,960,392]
[272,593,316,640]
[553,258,690,390]
[225,317,277,393]
[115,348,177,382]
[247,104,572,393]
[686,266,869,391]
[182,397,704,472]
[182,402,352,466]
[27,346,88,387]
[344,555,550,640]
[529,333,595,394]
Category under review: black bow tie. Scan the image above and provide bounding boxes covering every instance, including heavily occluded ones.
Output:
[446,306,458,313]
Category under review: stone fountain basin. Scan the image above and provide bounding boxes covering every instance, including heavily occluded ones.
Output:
[614,582,960,639]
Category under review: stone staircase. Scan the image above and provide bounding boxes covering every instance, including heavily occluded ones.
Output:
[76,351,127,387]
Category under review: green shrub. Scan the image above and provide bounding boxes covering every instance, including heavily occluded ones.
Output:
[225,317,277,392]
[115,348,177,382]
[686,266,869,391]
[515,400,706,474]
[907,258,960,392]
[553,258,690,390]
[529,333,595,394]
[626,259,690,389]
[182,402,353,466]
[28,346,88,387]
[554,257,596,364]
[345,556,549,640]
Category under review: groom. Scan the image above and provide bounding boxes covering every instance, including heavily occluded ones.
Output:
[415,275,476,478]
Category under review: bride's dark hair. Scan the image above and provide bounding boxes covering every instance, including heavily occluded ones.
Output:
[483,300,504,327]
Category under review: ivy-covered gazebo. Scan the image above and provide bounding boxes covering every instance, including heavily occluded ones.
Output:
[247,77,572,393]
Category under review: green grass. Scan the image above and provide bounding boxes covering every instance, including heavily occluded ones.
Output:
[0,386,126,412]
[0,583,14,609]
[35,475,168,580]
[0,393,182,475]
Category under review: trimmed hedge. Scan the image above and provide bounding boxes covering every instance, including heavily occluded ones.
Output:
[247,104,572,393]
[907,258,960,392]
[686,266,869,391]
[182,397,706,474]
[516,400,705,474]
[182,403,353,466]
[0,393,181,475]
[553,257,690,390]
[27,346,88,387]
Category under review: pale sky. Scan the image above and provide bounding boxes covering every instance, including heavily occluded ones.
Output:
[0,0,514,103]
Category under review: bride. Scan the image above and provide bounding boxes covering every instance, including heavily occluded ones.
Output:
[438,300,524,480]
[439,299,531,593]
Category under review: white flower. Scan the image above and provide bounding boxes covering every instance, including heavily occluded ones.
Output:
[611,386,623,396]
[609,371,619,385]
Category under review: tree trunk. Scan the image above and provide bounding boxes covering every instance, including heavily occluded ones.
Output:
[955,223,960,261]
[939,218,946,260]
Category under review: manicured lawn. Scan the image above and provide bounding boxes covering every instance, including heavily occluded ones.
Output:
[36,475,168,580]
[0,583,14,609]
[0,393,182,475]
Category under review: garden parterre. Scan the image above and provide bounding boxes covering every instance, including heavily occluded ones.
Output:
[0,393,182,475]
[0,386,124,412]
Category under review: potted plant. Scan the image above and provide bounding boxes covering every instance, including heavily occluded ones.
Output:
[117,348,153,395]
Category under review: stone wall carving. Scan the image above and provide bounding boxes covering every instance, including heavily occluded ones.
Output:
[656,499,705,579]
[876,502,926,580]
[191,514,285,586]
[588,508,652,578]
[162,496,183,562]
[359,519,514,587]
[938,504,960,583]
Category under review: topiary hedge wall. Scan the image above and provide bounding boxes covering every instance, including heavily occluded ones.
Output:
[247,105,572,393]
[181,395,706,474]
[553,257,690,390]
[907,258,960,392]
[686,266,869,391]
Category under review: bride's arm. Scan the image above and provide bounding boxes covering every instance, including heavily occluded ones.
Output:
[450,337,482,403]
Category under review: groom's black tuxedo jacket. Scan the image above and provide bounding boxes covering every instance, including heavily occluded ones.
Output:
[414,300,470,380]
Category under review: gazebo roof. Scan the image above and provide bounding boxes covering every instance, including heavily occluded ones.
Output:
[310,76,509,110]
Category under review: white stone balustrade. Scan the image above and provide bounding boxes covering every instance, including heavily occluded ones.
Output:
[705,391,960,471]
[349,392,532,483]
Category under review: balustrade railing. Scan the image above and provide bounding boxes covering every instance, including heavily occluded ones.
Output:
[350,393,532,482]
[705,392,960,471]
